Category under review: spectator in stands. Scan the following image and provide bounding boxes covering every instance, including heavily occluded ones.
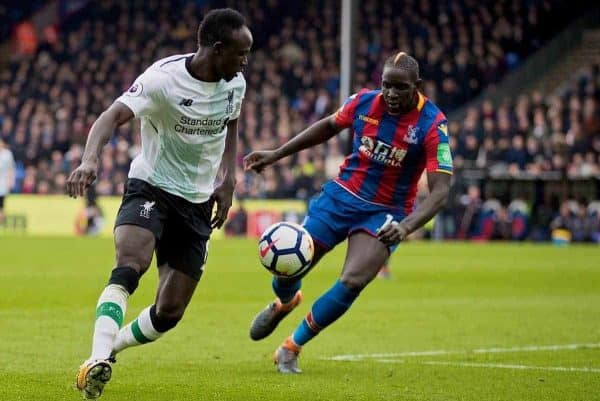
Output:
[530,195,559,242]
[588,202,600,243]
[225,202,248,237]
[570,199,600,242]
[551,200,576,235]
[505,135,530,171]
[492,206,512,240]
[456,185,482,239]
[456,134,479,168]
[74,195,104,236]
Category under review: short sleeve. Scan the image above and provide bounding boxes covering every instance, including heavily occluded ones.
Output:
[116,68,166,118]
[230,78,246,120]
[334,92,361,129]
[424,118,453,174]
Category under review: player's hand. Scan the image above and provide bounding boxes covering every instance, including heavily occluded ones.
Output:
[66,161,98,198]
[377,217,410,246]
[243,150,278,173]
[209,181,235,229]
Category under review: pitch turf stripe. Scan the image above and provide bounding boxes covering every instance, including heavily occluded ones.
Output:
[131,319,152,344]
[324,342,600,361]
[419,361,600,373]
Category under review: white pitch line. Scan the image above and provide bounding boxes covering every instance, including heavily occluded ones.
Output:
[371,359,600,373]
[471,343,600,354]
[324,342,600,361]
[419,361,600,373]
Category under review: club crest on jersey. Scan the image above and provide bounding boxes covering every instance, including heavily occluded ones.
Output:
[226,90,234,114]
[359,136,407,167]
[404,125,420,144]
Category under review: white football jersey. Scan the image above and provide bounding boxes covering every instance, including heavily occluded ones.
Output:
[116,53,246,203]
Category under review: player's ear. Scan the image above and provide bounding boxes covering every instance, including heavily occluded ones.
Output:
[212,41,224,55]
[415,78,424,91]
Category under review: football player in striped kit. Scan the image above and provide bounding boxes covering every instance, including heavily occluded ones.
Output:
[244,52,453,373]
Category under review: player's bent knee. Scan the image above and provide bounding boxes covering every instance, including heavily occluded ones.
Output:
[114,247,154,273]
[108,266,140,294]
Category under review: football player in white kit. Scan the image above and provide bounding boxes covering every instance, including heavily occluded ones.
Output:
[66,8,252,399]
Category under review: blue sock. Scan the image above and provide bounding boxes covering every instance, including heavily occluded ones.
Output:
[292,280,360,346]
[272,277,301,304]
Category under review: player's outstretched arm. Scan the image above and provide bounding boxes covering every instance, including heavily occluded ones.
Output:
[66,102,134,198]
[378,172,451,245]
[243,114,341,173]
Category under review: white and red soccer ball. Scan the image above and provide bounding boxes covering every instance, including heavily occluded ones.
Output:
[258,222,314,278]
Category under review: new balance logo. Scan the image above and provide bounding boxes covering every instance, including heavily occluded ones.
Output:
[179,98,193,107]
[140,201,156,219]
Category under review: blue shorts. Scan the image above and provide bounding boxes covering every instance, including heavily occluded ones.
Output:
[303,181,406,253]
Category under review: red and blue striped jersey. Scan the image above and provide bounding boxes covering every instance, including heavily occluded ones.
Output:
[332,89,453,215]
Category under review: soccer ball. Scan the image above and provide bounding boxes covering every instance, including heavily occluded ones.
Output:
[258,222,314,278]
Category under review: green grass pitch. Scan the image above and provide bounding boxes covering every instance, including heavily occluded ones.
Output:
[0,237,599,401]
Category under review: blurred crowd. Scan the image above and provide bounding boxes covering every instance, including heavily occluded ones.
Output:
[350,0,578,109]
[440,185,600,242]
[452,65,600,178]
[0,1,45,41]
[0,0,598,241]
